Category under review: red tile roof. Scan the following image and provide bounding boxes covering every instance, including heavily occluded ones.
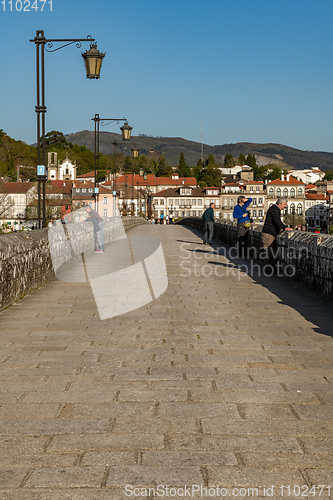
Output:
[305,193,328,200]
[268,178,305,186]
[103,174,197,187]
[77,170,111,178]
[0,182,35,194]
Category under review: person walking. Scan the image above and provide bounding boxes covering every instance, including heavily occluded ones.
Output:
[261,197,292,271]
[85,205,104,253]
[202,202,215,245]
[233,196,252,258]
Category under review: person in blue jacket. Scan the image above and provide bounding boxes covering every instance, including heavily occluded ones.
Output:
[233,196,252,258]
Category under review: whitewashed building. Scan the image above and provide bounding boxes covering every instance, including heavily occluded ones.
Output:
[47,152,77,181]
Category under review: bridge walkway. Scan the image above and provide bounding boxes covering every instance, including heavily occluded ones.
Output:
[0,223,333,499]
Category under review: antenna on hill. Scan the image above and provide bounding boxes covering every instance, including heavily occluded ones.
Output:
[201,122,204,165]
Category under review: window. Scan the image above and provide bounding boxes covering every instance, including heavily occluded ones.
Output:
[103,197,107,204]
[20,196,25,204]
[198,199,202,206]
[14,196,18,204]
[82,188,86,193]
[186,199,191,206]
[103,209,108,218]
[258,198,263,205]
[89,189,93,193]
[258,210,263,218]
[192,199,196,206]
[65,168,69,175]
[230,198,234,208]
[256,186,260,192]
[252,198,257,206]
[290,188,295,198]
[175,211,179,217]
[252,210,257,217]
[276,188,281,198]
[160,199,165,205]
[297,203,302,215]
[283,188,288,198]
[290,203,295,214]
[224,212,228,218]
[192,210,196,216]
[224,198,228,207]
[298,188,303,196]
[269,188,274,196]
[198,211,202,216]
[250,186,253,192]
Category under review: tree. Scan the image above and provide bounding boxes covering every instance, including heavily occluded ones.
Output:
[44,131,72,150]
[192,159,203,182]
[156,155,172,177]
[224,153,235,168]
[324,169,333,181]
[178,152,191,177]
[252,163,284,181]
[238,153,246,165]
[0,193,14,222]
[246,154,257,169]
[198,154,222,187]
[283,213,305,228]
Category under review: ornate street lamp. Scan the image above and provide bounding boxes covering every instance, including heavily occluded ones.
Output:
[120,122,132,141]
[131,146,139,159]
[92,115,133,215]
[30,30,104,228]
[82,43,105,79]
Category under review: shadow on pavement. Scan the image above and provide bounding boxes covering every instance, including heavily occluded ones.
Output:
[180,224,333,339]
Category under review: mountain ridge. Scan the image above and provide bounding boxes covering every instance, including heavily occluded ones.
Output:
[66,130,333,171]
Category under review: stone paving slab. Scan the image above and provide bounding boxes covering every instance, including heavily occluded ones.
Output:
[1,223,333,496]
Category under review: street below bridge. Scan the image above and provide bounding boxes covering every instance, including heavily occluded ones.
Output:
[0,223,333,499]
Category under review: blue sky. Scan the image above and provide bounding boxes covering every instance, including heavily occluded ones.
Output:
[2,0,333,152]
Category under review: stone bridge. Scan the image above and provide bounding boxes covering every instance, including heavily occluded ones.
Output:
[0,219,333,499]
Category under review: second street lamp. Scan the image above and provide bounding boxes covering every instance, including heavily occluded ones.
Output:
[92,114,132,215]
[30,30,104,228]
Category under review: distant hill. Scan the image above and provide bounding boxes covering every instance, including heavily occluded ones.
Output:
[66,130,333,171]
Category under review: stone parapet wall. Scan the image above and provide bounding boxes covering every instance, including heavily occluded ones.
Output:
[0,216,147,312]
[178,217,333,302]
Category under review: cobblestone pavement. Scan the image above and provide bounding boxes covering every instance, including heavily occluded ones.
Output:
[1,224,333,499]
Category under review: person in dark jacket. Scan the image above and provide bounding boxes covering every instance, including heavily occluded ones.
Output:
[233,196,252,258]
[261,197,292,270]
[202,202,215,245]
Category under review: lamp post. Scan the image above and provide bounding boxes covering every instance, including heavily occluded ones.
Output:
[92,115,132,215]
[30,30,104,228]
[292,205,295,229]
